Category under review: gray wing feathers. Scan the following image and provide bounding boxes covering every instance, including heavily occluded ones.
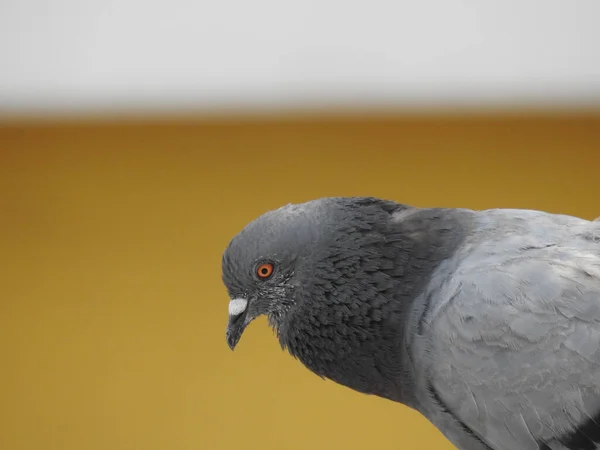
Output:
[426,219,600,450]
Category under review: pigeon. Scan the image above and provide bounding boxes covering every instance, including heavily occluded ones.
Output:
[221,197,600,450]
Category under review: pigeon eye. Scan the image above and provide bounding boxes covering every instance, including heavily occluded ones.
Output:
[256,263,274,279]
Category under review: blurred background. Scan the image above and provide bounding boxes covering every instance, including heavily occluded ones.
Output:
[1,1,599,450]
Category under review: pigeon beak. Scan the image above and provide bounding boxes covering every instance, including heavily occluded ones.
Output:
[226,298,249,350]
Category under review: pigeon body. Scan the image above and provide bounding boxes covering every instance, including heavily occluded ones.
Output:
[221,197,600,450]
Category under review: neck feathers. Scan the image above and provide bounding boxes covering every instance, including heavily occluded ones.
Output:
[276,202,473,406]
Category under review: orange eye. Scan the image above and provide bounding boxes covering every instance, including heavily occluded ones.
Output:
[257,263,274,279]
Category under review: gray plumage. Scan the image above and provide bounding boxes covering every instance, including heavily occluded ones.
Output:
[221,197,600,450]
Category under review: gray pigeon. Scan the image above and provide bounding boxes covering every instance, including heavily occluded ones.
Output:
[221,197,600,450]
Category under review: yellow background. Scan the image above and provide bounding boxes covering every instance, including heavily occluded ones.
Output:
[1,113,599,450]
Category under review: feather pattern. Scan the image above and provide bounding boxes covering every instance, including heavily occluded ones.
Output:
[412,210,600,450]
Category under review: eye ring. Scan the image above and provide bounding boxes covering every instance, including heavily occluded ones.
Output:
[256,262,274,279]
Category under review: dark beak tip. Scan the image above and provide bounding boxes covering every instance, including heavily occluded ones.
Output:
[226,329,241,351]
[226,311,248,351]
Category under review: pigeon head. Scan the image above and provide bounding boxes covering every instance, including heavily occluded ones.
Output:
[221,197,402,350]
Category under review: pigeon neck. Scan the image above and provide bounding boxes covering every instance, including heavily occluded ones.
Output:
[277,206,473,408]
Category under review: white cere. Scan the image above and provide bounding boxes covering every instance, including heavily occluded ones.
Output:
[228,298,248,316]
